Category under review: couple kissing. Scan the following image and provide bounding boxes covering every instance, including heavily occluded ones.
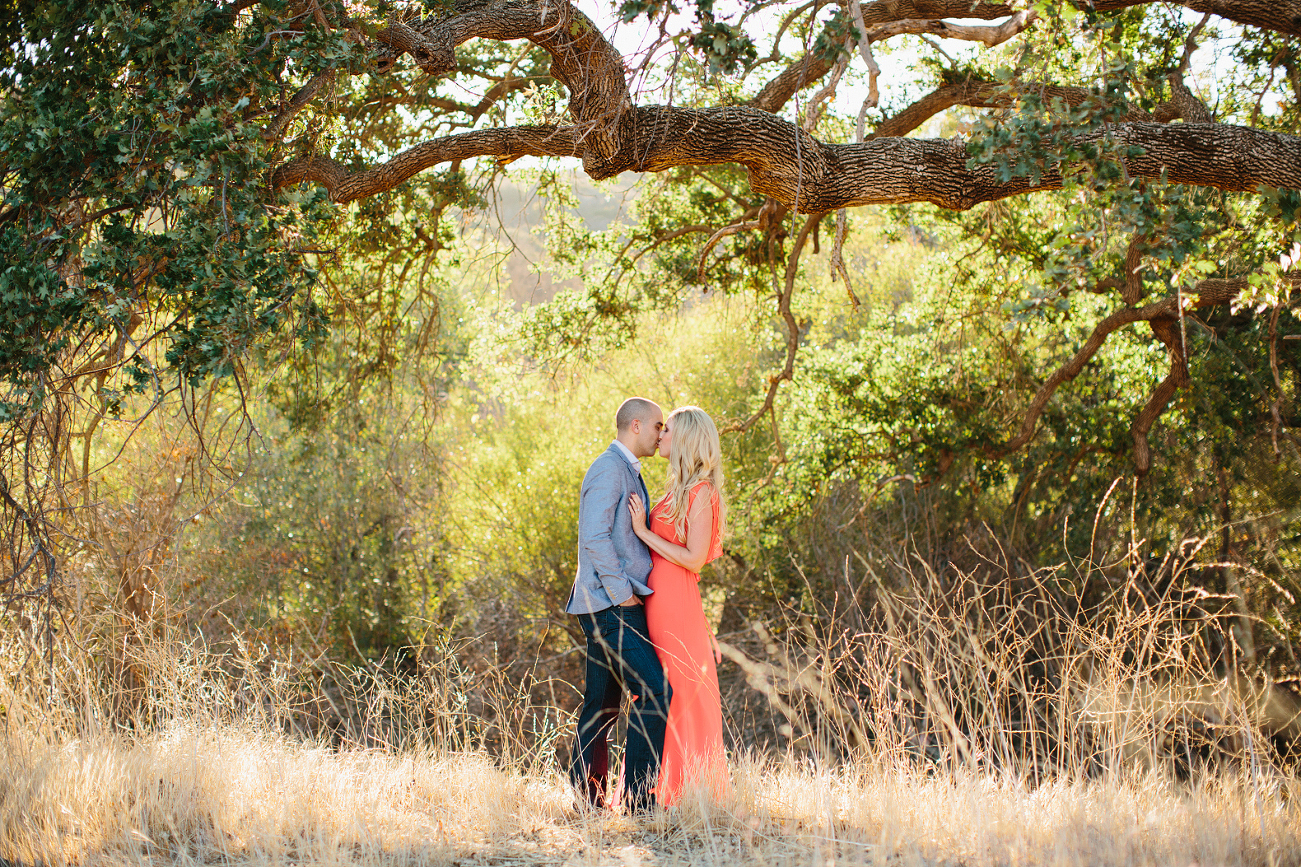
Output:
[566,397,729,813]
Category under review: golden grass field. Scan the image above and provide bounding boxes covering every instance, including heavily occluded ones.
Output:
[6,551,1301,866]
[5,717,1301,867]
[4,635,1300,867]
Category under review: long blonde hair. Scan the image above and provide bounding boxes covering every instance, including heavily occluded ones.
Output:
[661,406,727,542]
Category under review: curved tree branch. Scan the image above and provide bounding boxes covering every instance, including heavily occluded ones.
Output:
[279,107,1301,214]
[863,9,1037,47]
[369,0,631,175]
[374,16,457,75]
[698,220,761,280]
[1002,271,1301,471]
[1001,300,1178,455]
[1087,0,1301,38]
[265,69,334,142]
[752,54,838,115]
[1131,372,1180,474]
[273,126,578,202]
[721,211,825,435]
[874,78,1154,138]
[277,1,1301,211]
[750,2,1020,114]
[861,0,1017,18]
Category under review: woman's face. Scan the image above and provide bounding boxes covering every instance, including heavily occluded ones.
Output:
[658,417,674,459]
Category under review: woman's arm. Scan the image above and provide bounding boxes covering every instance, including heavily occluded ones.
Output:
[628,489,715,574]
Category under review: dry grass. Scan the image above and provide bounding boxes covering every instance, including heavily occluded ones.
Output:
[5,539,1301,866]
[3,719,1299,867]
[4,629,1301,867]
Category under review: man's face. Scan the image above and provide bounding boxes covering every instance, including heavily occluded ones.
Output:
[632,407,664,458]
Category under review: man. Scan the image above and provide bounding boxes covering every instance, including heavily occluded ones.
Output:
[567,396,671,813]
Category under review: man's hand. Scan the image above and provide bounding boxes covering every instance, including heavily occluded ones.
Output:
[619,595,643,606]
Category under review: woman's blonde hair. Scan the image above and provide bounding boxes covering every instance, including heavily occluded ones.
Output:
[661,406,727,543]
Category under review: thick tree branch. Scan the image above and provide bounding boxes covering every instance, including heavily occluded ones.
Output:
[1122,232,1148,305]
[273,126,578,202]
[1088,0,1301,38]
[863,9,1036,47]
[371,0,631,175]
[278,2,1301,216]
[752,54,836,115]
[858,0,1017,22]
[1168,73,1214,124]
[631,114,1301,211]
[278,106,1301,212]
[1149,315,1189,388]
[374,17,457,75]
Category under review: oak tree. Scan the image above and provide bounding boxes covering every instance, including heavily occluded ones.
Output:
[2,0,1300,626]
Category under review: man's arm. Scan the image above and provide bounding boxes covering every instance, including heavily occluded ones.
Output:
[578,464,639,606]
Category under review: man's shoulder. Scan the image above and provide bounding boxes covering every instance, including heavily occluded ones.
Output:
[582,446,630,486]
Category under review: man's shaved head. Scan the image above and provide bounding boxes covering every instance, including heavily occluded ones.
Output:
[615,397,659,432]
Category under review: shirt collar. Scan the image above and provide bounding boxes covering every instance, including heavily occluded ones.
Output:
[611,439,641,474]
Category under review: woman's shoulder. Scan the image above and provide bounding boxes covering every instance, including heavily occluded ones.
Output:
[688,480,719,503]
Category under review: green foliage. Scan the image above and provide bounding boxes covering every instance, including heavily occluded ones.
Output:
[430,278,771,627]
[811,8,859,64]
[689,19,758,76]
[619,0,756,75]
[0,0,354,416]
[966,68,1140,189]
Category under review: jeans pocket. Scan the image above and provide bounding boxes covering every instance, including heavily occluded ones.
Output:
[593,607,622,634]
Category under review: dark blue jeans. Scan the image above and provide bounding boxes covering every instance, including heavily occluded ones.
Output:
[570,603,671,811]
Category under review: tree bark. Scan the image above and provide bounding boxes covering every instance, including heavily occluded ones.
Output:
[858,0,1016,20]
[272,126,578,202]
[751,54,836,115]
[277,110,1301,211]
[275,0,1301,210]
[1088,0,1301,38]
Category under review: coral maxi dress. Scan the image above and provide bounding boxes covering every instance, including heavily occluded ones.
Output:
[643,482,729,805]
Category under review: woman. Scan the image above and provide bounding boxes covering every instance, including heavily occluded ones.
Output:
[628,406,729,806]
